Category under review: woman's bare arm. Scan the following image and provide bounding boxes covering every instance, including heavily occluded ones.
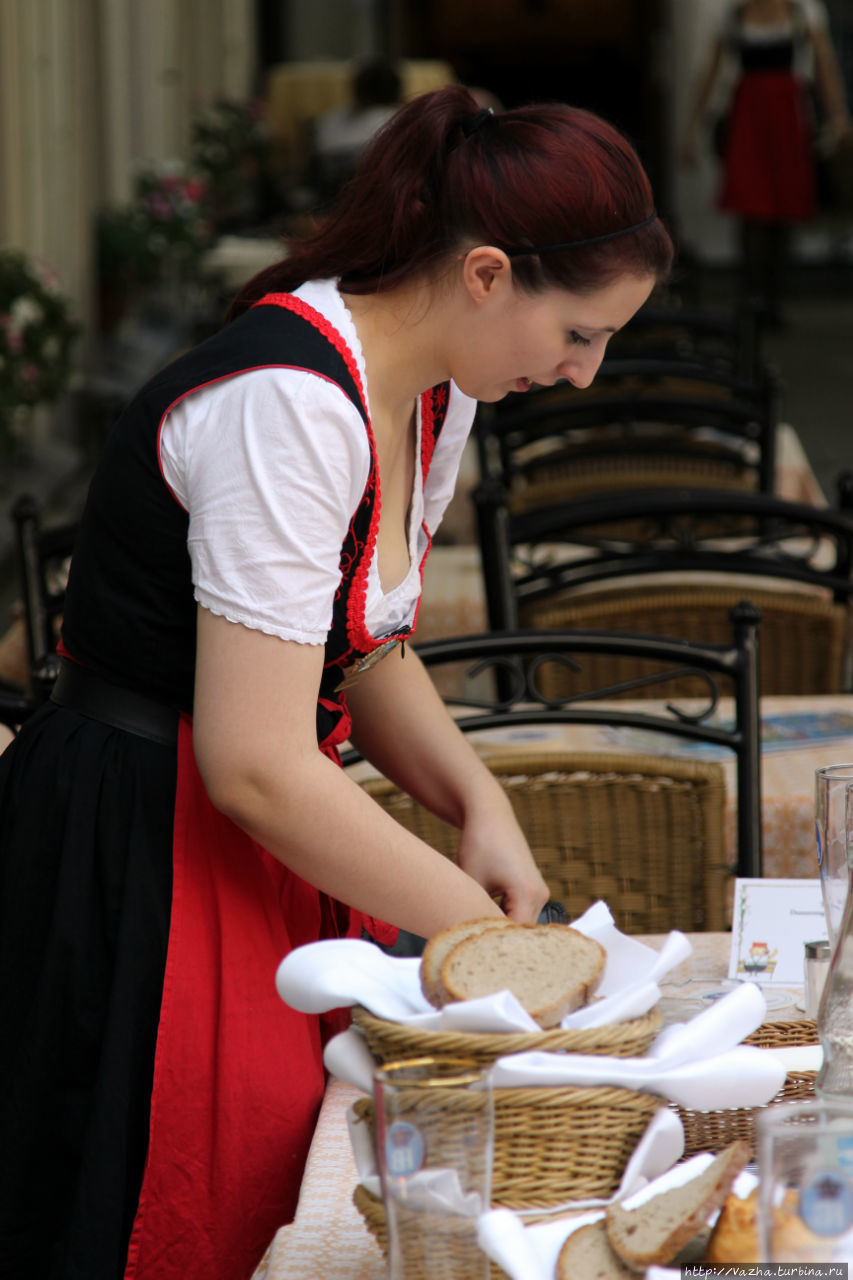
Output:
[191,607,508,938]
[345,644,549,922]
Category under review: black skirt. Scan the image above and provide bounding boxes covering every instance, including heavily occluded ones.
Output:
[0,702,176,1280]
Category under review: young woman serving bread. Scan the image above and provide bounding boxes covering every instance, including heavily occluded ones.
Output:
[0,86,672,1279]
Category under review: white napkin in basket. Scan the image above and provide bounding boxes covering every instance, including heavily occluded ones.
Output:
[275,901,692,1033]
[477,1153,719,1280]
[488,985,786,1110]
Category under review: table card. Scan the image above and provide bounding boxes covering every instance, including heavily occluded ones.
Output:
[728,877,827,985]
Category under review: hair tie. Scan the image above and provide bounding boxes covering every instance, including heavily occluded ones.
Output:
[461,107,494,138]
[505,211,658,256]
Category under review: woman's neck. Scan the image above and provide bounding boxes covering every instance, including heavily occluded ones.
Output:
[340,280,453,418]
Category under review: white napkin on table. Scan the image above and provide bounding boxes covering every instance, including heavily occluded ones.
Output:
[276,901,692,1033]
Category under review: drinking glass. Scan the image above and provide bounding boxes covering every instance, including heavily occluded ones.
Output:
[757,1097,853,1262]
[373,1056,493,1280]
[815,764,853,947]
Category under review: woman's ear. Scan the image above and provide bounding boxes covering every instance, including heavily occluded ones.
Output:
[461,246,513,303]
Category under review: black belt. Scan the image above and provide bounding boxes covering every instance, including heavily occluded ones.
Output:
[51,659,180,746]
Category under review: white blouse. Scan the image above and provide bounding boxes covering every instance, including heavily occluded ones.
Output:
[158,278,476,646]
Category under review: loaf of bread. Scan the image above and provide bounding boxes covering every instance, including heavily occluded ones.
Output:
[706,1185,761,1264]
[419,917,511,1006]
[603,1141,749,1270]
[707,1185,831,1265]
[555,1220,636,1279]
[435,922,606,1028]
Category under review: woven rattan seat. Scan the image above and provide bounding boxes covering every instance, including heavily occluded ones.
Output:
[362,749,727,933]
[522,585,847,698]
[511,455,756,514]
[475,486,853,699]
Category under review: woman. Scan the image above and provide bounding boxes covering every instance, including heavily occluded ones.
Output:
[680,0,853,325]
[0,86,672,1279]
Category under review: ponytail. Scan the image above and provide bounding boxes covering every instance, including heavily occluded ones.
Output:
[229,86,672,318]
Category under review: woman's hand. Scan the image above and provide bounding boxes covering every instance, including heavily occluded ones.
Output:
[455,794,550,924]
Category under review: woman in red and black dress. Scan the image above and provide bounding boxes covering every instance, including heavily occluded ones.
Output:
[0,87,673,1279]
[680,0,853,325]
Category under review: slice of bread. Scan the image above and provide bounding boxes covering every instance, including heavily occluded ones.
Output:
[419,917,511,1007]
[604,1140,750,1270]
[556,1220,636,1279]
[437,923,606,1028]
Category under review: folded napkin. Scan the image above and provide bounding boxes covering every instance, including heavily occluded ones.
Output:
[276,900,692,1034]
[477,1153,720,1280]
[488,985,786,1111]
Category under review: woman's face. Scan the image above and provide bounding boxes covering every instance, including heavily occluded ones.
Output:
[453,267,656,404]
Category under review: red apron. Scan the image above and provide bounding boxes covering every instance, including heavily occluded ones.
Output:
[123,715,392,1280]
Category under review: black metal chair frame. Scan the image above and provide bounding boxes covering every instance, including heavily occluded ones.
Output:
[343,616,763,879]
[475,484,853,637]
[605,300,765,382]
[475,358,780,496]
[12,493,79,703]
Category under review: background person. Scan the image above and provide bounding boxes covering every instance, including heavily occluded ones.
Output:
[680,0,853,327]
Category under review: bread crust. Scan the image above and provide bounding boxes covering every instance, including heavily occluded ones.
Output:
[604,1140,750,1269]
[437,923,605,1028]
[419,917,511,1007]
[556,1220,636,1279]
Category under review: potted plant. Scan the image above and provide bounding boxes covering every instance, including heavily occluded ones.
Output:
[96,164,217,330]
[190,98,269,230]
[0,248,80,460]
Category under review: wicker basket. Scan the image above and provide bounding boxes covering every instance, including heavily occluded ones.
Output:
[351,1003,663,1068]
[676,1019,819,1156]
[351,1004,665,1209]
[352,1083,662,1210]
[353,1182,510,1280]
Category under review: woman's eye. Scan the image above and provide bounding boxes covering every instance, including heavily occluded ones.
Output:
[567,331,591,347]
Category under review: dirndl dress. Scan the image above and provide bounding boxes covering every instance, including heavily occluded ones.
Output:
[0,291,451,1280]
[718,10,818,222]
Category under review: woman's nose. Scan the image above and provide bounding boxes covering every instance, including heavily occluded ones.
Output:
[559,345,606,390]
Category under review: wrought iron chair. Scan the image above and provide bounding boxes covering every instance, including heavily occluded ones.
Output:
[344,616,762,936]
[474,358,781,505]
[11,492,78,704]
[604,300,766,382]
[474,484,853,697]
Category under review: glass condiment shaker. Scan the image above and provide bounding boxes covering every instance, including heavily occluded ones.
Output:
[804,939,831,1019]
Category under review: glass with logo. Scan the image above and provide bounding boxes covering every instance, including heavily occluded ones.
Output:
[373,1056,493,1279]
[757,1098,853,1262]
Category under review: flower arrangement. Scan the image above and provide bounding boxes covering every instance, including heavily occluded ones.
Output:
[0,249,79,452]
[97,164,217,314]
[190,98,269,229]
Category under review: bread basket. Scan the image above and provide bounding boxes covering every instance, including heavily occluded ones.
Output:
[351,1002,663,1067]
[676,1018,819,1156]
[351,1002,664,1208]
[353,1182,510,1280]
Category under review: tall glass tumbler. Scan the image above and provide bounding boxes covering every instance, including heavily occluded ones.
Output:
[757,1097,853,1262]
[373,1056,493,1280]
[815,764,853,947]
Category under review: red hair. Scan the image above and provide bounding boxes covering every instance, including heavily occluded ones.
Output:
[229,86,673,317]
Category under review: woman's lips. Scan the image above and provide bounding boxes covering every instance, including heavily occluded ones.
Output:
[515,377,533,392]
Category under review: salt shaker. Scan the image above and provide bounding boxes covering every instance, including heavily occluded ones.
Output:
[804,939,830,1019]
